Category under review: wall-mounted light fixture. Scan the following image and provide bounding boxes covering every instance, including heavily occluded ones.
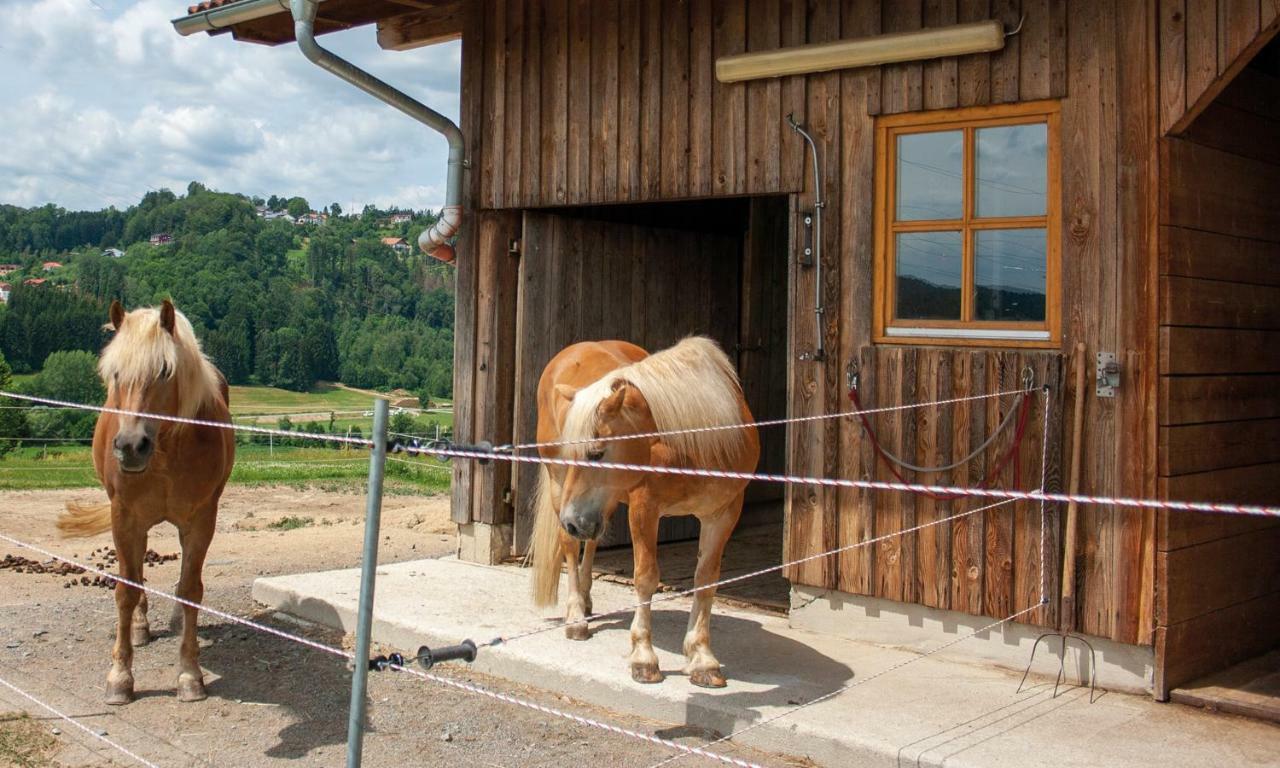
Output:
[715,20,1006,83]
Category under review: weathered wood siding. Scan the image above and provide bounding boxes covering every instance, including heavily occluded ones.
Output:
[1158,0,1280,135]
[453,0,1165,645]
[1155,62,1280,696]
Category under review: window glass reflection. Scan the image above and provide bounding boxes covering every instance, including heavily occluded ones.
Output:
[975,124,1047,218]
[895,231,963,320]
[974,229,1047,321]
[896,131,964,221]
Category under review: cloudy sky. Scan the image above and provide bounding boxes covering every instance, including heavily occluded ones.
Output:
[0,0,461,213]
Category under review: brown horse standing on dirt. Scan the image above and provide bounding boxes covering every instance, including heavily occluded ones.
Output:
[529,336,760,687]
[57,299,235,705]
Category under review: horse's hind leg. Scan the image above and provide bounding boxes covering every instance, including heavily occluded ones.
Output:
[627,495,662,684]
[131,589,151,647]
[107,516,146,705]
[683,495,743,689]
[174,510,215,702]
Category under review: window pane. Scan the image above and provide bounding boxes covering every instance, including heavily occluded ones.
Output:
[975,123,1047,218]
[895,231,963,321]
[975,229,1047,322]
[896,130,963,221]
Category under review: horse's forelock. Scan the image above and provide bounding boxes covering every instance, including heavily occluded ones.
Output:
[100,306,222,421]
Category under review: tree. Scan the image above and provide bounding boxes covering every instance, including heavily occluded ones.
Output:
[0,350,28,454]
[30,350,105,405]
[286,197,310,218]
[329,202,342,218]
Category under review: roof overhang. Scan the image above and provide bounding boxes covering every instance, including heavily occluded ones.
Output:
[172,0,463,49]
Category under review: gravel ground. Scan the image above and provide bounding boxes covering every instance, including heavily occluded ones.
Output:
[0,487,809,768]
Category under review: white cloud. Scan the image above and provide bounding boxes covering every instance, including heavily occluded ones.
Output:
[0,0,461,212]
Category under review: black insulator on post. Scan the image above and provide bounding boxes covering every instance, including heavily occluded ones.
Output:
[415,640,478,670]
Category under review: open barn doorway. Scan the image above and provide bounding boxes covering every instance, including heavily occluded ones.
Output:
[510,196,791,611]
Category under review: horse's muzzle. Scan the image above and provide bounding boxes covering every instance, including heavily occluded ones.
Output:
[113,434,154,473]
[560,509,603,541]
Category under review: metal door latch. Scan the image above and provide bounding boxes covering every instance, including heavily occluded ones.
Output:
[799,212,814,267]
[1095,352,1120,397]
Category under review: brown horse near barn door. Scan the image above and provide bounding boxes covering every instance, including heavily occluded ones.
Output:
[528,336,760,687]
[57,299,235,704]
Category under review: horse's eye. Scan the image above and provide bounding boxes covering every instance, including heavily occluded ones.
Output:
[586,449,605,462]
[160,364,171,378]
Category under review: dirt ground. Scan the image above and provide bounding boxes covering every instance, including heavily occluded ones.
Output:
[0,487,804,768]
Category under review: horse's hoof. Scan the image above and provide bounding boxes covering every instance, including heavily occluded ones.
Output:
[565,621,590,641]
[177,675,207,703]
[689,668,727,688]
[631,663,663,684]
[106,678,134,706]
[131,625,152,647]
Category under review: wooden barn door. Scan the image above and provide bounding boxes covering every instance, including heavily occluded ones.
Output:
[512,211,743,552]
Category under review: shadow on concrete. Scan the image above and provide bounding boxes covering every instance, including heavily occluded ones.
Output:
[589,607,855,741]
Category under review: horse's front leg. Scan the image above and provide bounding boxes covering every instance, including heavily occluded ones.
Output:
[107,513,146,705]
[577,538,598,617]
[627,496,662,683]
[560,532,590,641]
[684,496,742,688]
[131,589,151,647]
[174,509,215,702]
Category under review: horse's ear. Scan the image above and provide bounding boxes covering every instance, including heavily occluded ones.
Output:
[160,299,176,335]
[600,383,627,417]
[108,300,125,330]
[554,384,578,402]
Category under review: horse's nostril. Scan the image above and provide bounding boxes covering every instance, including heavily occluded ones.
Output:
[564,520,580,539]
[137,436,151,454]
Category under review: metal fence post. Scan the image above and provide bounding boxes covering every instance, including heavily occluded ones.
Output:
[347,397,388,768]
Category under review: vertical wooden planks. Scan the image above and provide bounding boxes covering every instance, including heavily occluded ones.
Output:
[958,0,992,107]
[542,0,569,205]
[981,354,1017,619]
[688,0,715,198]
[618,0,642,200]
[1186,0,1218,106]
[483,1,507,207]
[567,0,592,203]
[521,0,542,206]
[746,0,783,192]
[923,0,960,111]
[503,0,524,208]
[989,0,1021,103]
[915,350,952,609]
[591,0,620,203]
[1047,0,1067,97]
[1019,0,1052,100]
[780,0,808,189]
[873,350,905,601]
[1219,0,1261,75]
[949,352,984,614]
[661,0,692,199]
[712,0,747,196]
[1159,0,1187,135]
[880,0,924,114]
[640,0,665,199]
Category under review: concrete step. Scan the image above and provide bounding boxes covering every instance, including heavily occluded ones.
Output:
[253,557,1280,767]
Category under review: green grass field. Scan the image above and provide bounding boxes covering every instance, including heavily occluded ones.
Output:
[0,443,451,495]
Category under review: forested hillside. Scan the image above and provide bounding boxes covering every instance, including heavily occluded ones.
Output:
[0,184,454,403]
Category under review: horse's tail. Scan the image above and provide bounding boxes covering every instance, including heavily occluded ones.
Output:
[527,465,563,608]
[57,502,113,538]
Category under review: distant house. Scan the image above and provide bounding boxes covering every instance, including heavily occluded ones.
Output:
[390,212,412,224]
[0,283,9,303]
[42,261,62,272]
[23,278,45,287]
[103,248,125,259]
[263,210,292,221]
[0,264,20,277]
[149,233,173,246]
[381,236,410,254]
[294,212,327,226]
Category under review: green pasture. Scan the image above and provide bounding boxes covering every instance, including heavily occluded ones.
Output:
[0,443,451,495]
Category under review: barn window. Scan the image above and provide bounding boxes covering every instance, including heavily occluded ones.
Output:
[873,101,1061,347]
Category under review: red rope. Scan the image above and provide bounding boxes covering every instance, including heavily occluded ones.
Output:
[849,385,1032,502]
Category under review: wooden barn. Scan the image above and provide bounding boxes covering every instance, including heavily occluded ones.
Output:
[177,0,1280,707]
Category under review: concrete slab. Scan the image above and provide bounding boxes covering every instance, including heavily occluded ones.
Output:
[253,558,1280,768]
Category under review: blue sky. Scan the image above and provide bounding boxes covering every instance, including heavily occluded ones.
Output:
[0,0,461,213]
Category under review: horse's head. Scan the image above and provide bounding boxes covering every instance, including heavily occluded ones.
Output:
[553,378,655,541]
[99,299,212,474]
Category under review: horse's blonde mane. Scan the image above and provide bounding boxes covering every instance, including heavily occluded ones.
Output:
[99,305,223,423]
[562,336,746,469]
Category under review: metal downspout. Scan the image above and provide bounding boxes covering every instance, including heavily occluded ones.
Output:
[289,0,465,262]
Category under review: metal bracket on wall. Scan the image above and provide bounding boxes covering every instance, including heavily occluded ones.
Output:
[508,238,521,258]
[799,212,815,267]
[1095,352,1119,397]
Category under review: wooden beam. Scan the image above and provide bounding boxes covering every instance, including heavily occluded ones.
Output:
[377,1,464,51]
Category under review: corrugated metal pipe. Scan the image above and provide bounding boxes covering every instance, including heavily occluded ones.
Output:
[289,0,465,263]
